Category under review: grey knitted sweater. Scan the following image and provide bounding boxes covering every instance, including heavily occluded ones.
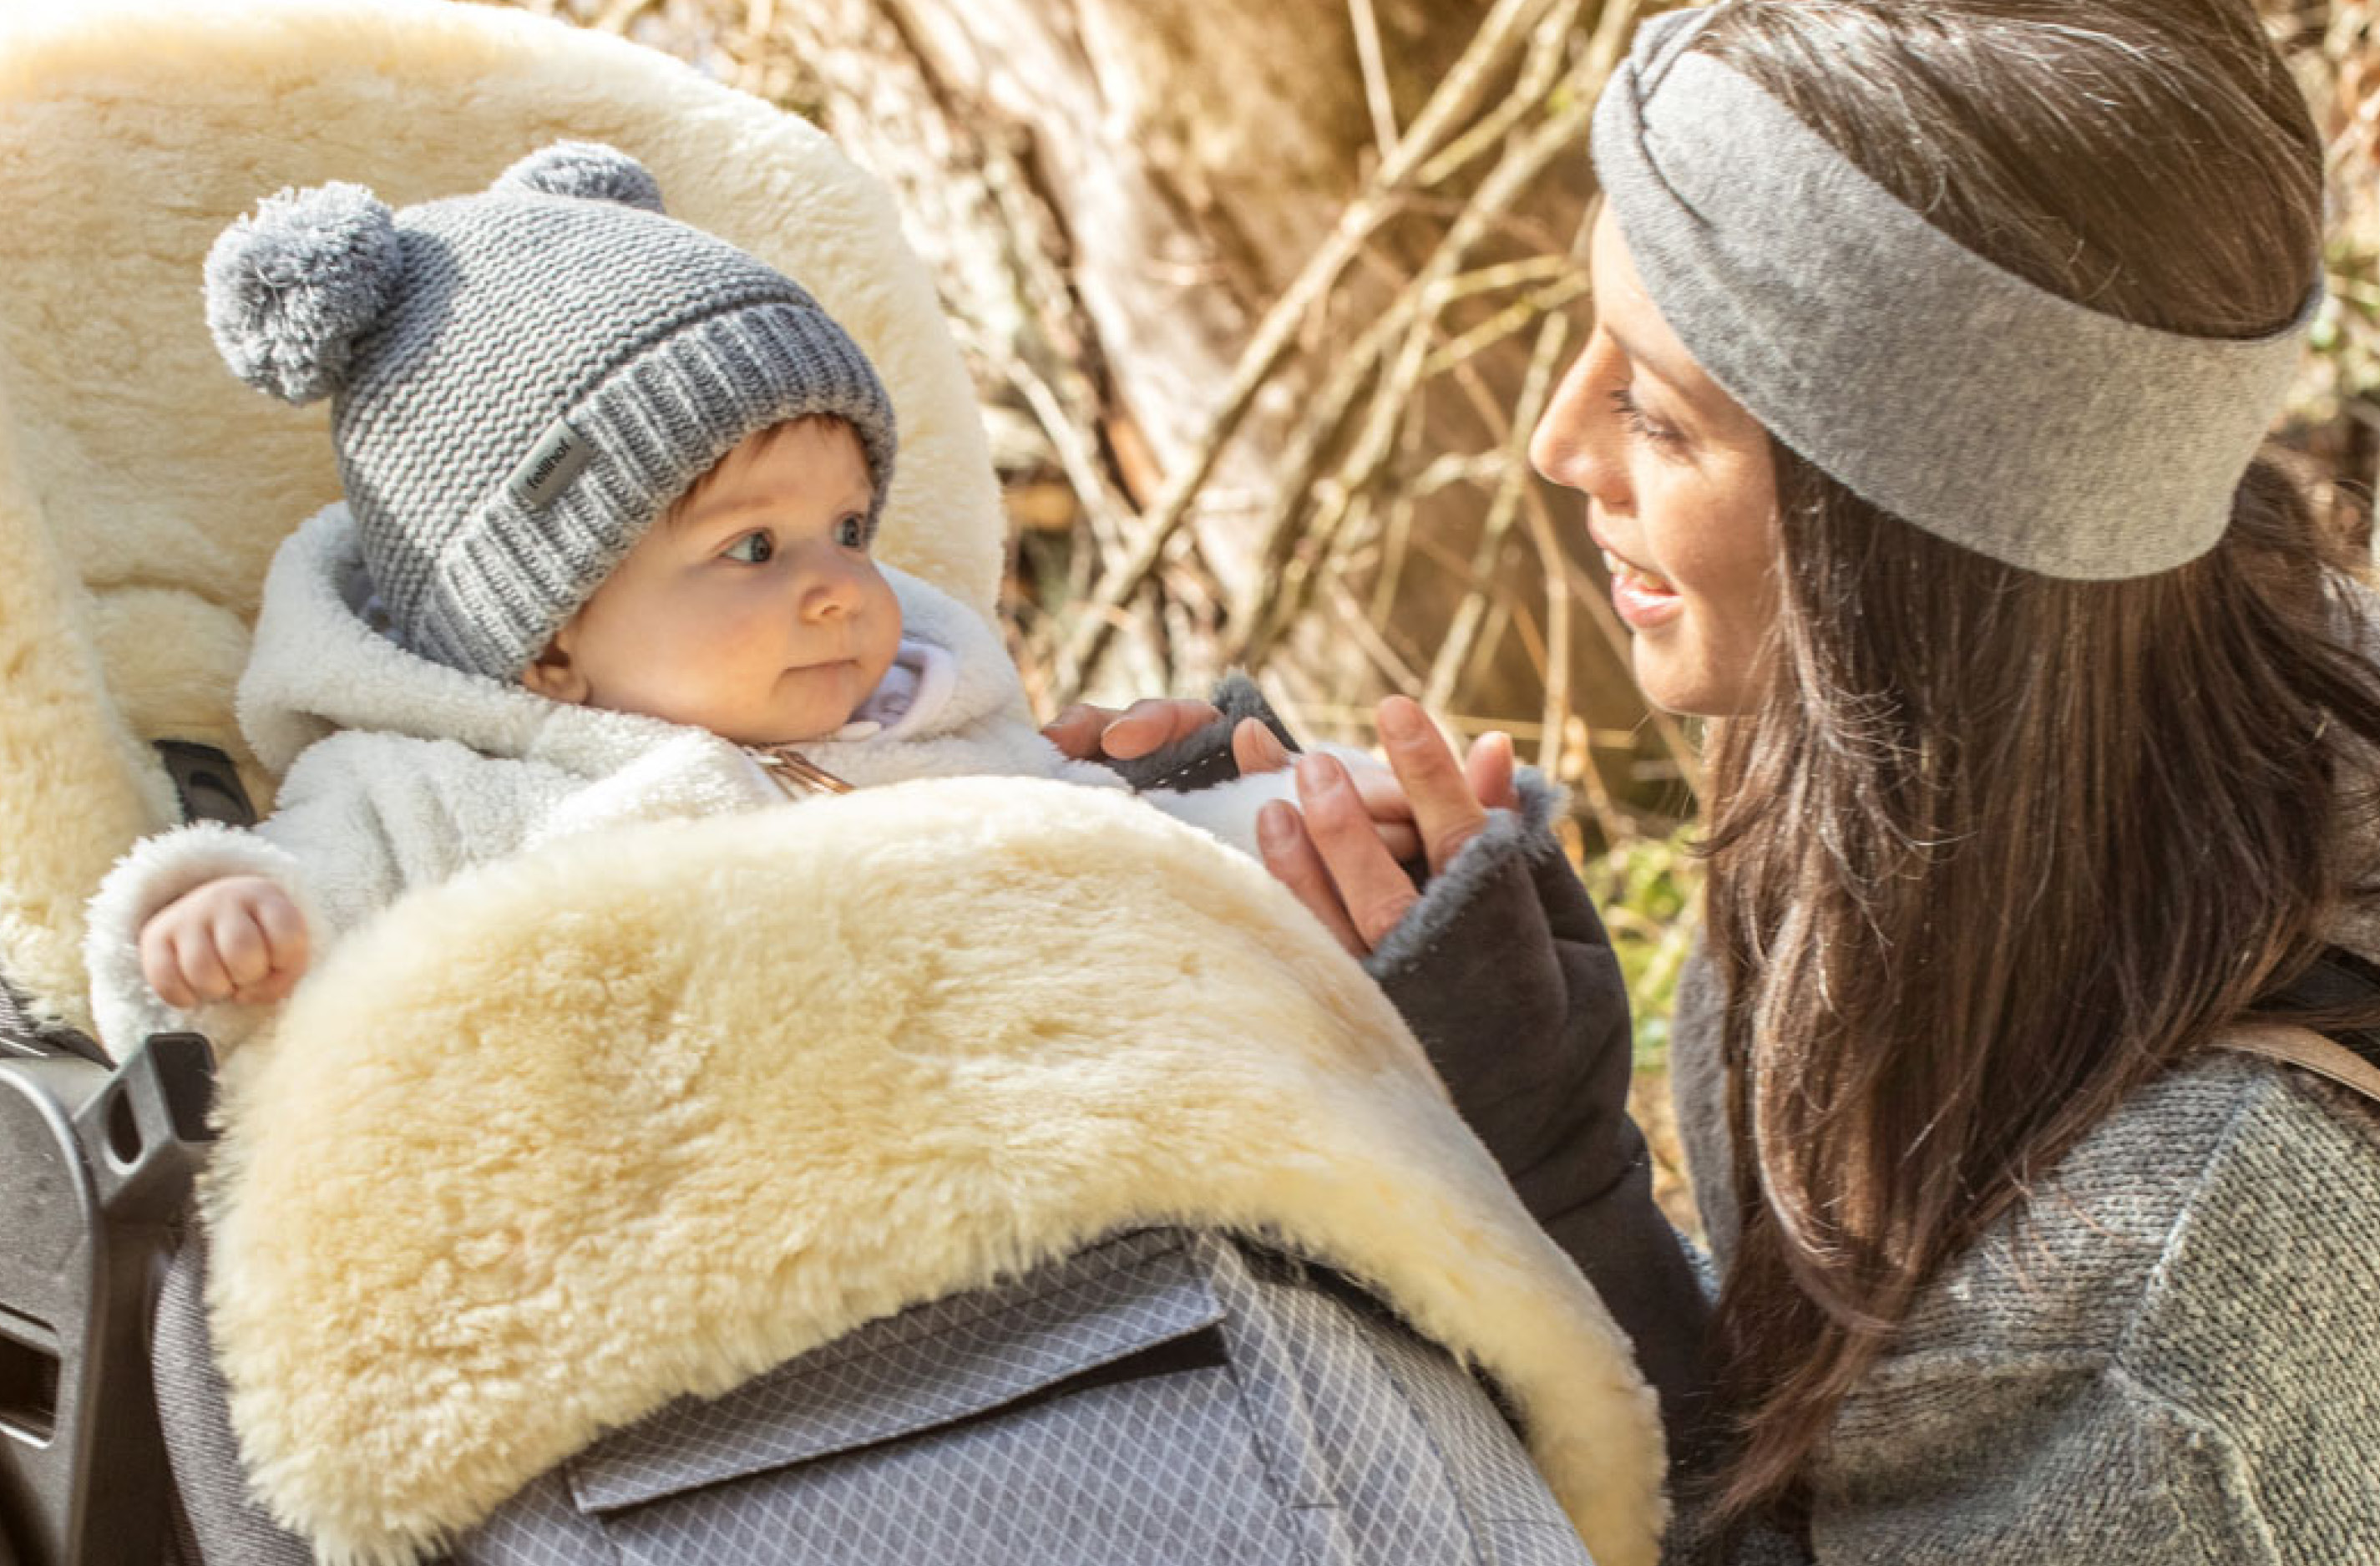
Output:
[1143,685,2380,1558]
[1665,954,2380,1563]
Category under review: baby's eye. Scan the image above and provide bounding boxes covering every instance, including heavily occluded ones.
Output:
[724,531,774,564]
[835,514,868,550]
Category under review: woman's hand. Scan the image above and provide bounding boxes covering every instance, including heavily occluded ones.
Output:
[1041,699,1223,763]
[1042,691,1498,918]
[1256,696,1517,959]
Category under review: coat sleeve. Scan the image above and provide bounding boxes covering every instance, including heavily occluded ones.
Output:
[1361,772,1715,1467]
[1106,677,1716,1452]
[82,732,565,1055]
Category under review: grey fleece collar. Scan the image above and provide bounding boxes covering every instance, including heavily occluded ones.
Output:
[1590,8,2321,580]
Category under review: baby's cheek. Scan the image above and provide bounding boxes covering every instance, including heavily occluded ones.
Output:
[865,580,904,648]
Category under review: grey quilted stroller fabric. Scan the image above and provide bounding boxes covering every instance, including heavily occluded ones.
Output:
[157,1228,1601,1565]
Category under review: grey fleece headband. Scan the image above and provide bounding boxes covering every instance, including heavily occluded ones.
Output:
[1589,8,2322,580]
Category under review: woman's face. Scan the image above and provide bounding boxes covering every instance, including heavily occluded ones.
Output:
[1530,210,1781,717]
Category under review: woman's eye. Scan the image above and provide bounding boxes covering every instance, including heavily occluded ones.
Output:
[1609,386,1684,449]
[724,531,774,564]
[835,514,867,549]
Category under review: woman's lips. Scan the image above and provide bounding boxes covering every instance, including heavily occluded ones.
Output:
[1602,548,1683,630]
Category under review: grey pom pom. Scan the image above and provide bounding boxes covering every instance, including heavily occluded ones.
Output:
[493,142,666,215]
[205,182,403,405]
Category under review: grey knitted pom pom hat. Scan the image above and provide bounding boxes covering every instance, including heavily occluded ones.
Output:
[204,141,899,682]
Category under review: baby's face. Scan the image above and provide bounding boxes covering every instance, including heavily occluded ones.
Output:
[526,418,901,746]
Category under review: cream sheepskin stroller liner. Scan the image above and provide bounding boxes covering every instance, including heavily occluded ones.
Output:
[0,3,1665,1563]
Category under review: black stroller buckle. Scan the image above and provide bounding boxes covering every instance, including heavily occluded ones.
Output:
[0,1032,216,1566]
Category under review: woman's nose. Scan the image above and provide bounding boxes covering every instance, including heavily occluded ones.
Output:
[1529,336,1629,512]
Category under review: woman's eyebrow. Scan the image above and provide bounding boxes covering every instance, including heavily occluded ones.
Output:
[1600,311,1715,420]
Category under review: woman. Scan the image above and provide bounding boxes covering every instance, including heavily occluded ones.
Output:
[1057,0,2380,1556]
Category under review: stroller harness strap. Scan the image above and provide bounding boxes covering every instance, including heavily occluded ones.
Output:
[152,742,256,831]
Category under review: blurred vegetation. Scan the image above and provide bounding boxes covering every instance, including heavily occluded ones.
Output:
[482,0,2373,1233]
[2273,1,2380,534]
[1591,827,1701,1071]
[1585,825,1703,1224]
[504,0,2377,838]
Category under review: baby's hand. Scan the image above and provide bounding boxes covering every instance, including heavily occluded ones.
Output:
[139,875,310,1008]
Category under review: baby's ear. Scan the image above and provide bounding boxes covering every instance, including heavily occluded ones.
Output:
[519,635,589,706]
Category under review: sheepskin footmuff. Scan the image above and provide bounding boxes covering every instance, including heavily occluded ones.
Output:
[0,5,1667,1562]
[205,778,1666,1566]
[0,0,1002,1031]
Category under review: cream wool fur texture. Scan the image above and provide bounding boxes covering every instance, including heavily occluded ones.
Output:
[206,780,1665,1566]
[0,0,1002,1030]
[3,4,1666,1562]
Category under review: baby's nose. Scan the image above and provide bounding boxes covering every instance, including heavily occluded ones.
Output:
[799,559,866,619]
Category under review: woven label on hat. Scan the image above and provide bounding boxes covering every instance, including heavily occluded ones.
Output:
[506,418,592,510]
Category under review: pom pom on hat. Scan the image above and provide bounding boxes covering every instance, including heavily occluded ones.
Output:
[204,141,897,682]
[493,141,666,214]
[204,181,403,405]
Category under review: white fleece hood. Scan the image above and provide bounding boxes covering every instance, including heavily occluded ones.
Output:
[83,504,1122,1052]
[239,501,1081,789]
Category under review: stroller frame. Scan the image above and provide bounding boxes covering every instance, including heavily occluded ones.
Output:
[0,1026,215,1566]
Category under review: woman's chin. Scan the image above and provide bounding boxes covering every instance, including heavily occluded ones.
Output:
[1633,641,1752,720]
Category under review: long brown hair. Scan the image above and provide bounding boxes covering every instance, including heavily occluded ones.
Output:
[1683,0,2380,1529]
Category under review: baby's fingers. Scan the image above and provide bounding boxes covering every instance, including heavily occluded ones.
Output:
[247,891,311,1001]
[165,922,237,1005]
[139,918,199,1010]
[210,900,276,991]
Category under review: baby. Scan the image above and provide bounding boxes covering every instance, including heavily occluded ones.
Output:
[86,143,1289,1048]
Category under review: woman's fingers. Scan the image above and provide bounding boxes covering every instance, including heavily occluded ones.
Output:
[1465,729,1518,813]
[1043,699,1223,761]
[1294,753,1420,950]
[1375,697,1492,877]
[1230,716,1294,775]
[1256,801,1368,957]
[1040,703,1120,761]
[1340,760,1417,834]
[1101,698,1223,758]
